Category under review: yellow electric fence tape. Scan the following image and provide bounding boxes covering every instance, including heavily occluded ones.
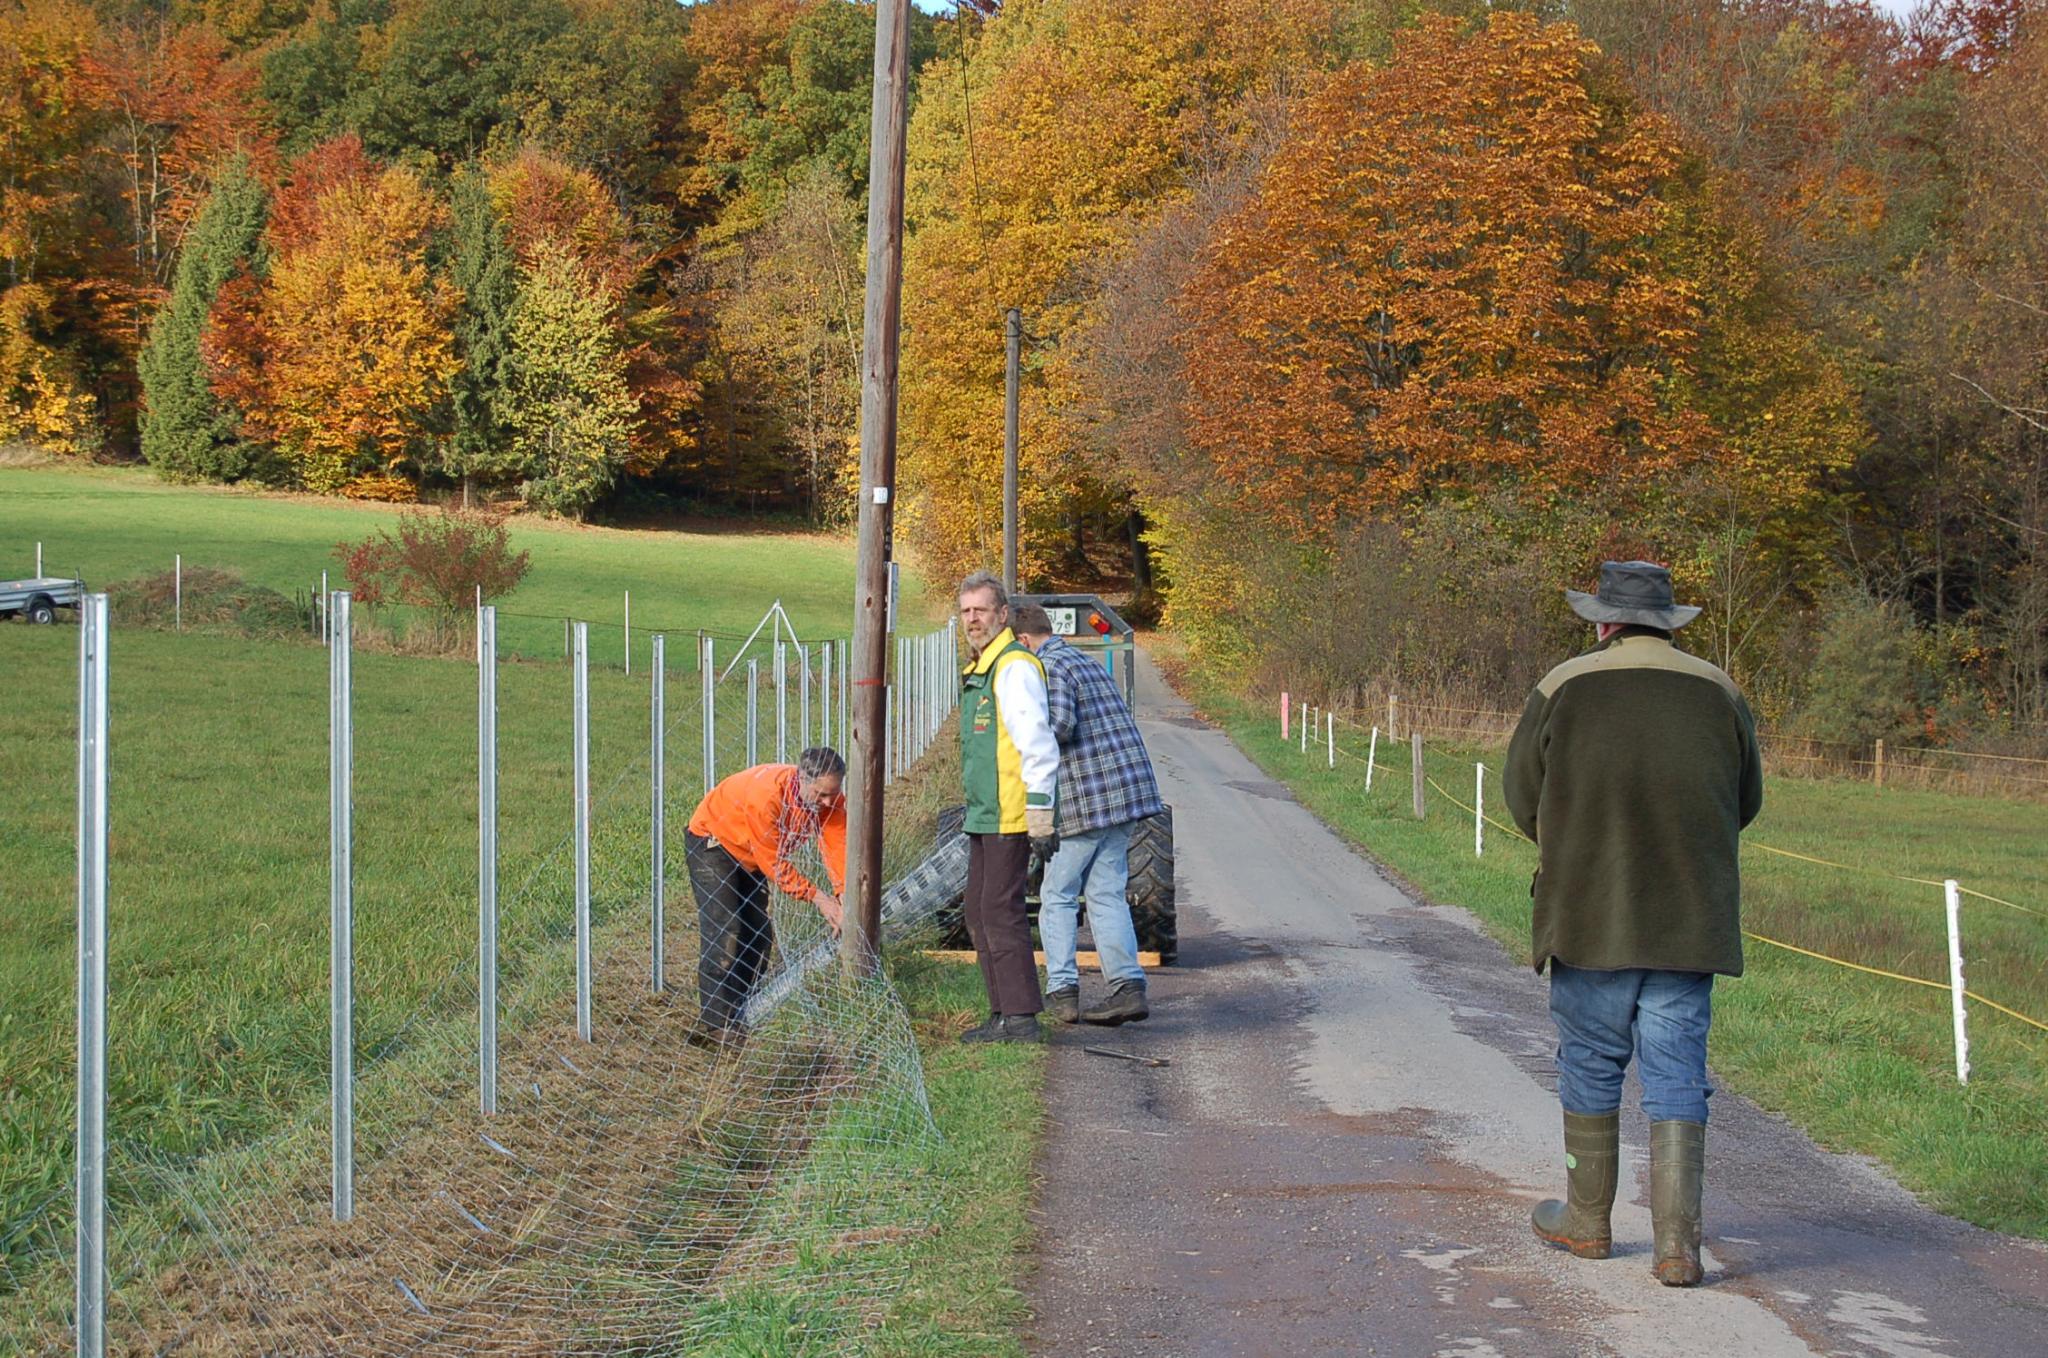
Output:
[1308,709,2048,1035]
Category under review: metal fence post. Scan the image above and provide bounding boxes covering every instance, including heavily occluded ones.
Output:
[479,606,498,1116]
[747,660,760,765]
[775,641,788,761]
[702,636,716,794]
[1945,880,1970,1084]
[75,593,109,1358]
[573,622,592,1042]
[800,642,812,748]
[821,641,833,748]
[651,634,666,994]
[329,591,354,1222]
[624,590,631,676]
[174,553,182,632]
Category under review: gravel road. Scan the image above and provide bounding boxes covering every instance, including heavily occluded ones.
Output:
[1024,652,2047,1357]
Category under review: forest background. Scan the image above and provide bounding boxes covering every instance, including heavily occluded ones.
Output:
[5,0,2047,745]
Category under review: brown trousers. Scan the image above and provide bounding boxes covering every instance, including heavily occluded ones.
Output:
[964,832,1042,1016]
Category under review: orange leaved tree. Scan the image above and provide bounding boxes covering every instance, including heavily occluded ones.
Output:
[1177,11,1710,539]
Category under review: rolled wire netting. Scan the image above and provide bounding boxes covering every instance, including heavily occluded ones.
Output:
[3,623,959,1357]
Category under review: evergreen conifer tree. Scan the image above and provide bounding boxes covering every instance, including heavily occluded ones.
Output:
[138,155,268,481]
[447,165,519,496]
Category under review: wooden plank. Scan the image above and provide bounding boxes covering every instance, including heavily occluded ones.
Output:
[920,949,1162,969]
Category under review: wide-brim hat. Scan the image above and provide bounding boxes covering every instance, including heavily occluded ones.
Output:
[1565,560,1701,630]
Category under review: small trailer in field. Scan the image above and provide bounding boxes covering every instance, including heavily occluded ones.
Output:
[0,577,86,624]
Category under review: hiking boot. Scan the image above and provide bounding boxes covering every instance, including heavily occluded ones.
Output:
[686,1018,746,1052]
[957,1012,1002,1044]
[1045,988,1081,1025]
[1081,981,1149,1026]
[1531,1110,1619,1260]
[1650,1120,1706,1287]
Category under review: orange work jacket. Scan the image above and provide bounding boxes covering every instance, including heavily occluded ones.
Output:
[686,763,846,902]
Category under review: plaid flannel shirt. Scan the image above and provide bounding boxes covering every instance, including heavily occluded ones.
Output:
[1037,635,1165,835]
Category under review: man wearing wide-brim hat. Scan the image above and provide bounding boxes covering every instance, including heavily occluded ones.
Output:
[1504,561,1763,1288]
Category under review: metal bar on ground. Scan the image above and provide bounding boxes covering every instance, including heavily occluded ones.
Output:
[574,622,591,1042]
[479,605,498,1115]
[329,591,354,1222]
[651,634,666,994]
[75,592,109,1358]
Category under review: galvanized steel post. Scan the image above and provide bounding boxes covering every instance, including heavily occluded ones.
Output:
[799,642,812,748]
[702,636,716,794]
[479,606,498,1115]
[329,591,354,1222]
[651,634,666,994]
[820,641,833,747]
[775,640,788,761]
[573,622,592,1043]
[75,593,109,1358]
[747,660,760,765]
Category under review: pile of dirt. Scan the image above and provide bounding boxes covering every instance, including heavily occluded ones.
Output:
[107,567,313,640]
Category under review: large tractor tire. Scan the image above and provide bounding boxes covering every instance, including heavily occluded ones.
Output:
[1125,808,1177,964]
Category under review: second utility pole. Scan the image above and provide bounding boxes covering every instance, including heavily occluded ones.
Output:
[845,0,912,978]
[1004,306,1021,596]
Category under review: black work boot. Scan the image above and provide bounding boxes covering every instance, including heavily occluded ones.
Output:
[1531,1110,1619,1259]
[1081,981,1149,1025]
[957,1012,1001,1044]
[1650,1120,1706,1286]
[1045,988,1081,1025]
[994,1014,1043,1042]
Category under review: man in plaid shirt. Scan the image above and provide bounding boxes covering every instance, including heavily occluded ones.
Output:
[1013,604,1164,1025]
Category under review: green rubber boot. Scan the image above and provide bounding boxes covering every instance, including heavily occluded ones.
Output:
[1531,1110,1619,1259]
[1650,1120,1706,1286]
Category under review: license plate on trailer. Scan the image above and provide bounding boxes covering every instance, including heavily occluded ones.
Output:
[1047,607,1078,636]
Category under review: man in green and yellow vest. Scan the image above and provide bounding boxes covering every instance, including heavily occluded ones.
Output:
[954,571,1061,1043]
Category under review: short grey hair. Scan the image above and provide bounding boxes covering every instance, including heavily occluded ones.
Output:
[797,746,845,779]
[957,571,1007,610]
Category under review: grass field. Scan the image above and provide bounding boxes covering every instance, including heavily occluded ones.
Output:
[0,463,931,663]
[1169,661,2048,1240]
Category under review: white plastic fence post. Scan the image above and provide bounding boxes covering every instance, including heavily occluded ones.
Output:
[1301,706,1309,754]
[76,592,109,1358]
[624,590,631,676]
[328,591,353,1222]
[1945,879,1970,1084]
[1281,691,1289,739]
[320,569,329,645]
[478,605,498,1115]
[1475,763,1485,857]
[651,634,665,994]
[1327,711,1335,769]
[174,553,182,632]
[1366,726,1379,792]
[36,539,43,576]
[573,622,591,1043]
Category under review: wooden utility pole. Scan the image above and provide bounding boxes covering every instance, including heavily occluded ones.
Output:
[1003,306,1021,596]
[844,0,912,978]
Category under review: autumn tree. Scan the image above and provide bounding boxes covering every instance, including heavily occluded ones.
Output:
[138,152,267,479]
[501,239,639,517]
[1176,12,1708,537]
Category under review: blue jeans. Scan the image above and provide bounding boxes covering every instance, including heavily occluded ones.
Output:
[1549,962,1715,1124]
[1039,822,1145,992]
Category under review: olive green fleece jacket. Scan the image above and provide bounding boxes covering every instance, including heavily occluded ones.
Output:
[1503,629,1764,977]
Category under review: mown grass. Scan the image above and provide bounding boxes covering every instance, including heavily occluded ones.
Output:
[0,463,930,663]
[1173,665,2048,1239]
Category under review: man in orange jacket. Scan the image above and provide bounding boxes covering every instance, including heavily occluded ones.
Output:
[684,747,847,1044]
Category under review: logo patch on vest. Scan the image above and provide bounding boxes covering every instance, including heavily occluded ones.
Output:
[972,693,992,734]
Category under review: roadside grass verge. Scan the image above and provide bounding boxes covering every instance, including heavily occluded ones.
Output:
[0,463,929,661]
[1168,661,2048,1240]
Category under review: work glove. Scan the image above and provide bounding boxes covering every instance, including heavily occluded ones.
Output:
[1026,806,1057,860]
